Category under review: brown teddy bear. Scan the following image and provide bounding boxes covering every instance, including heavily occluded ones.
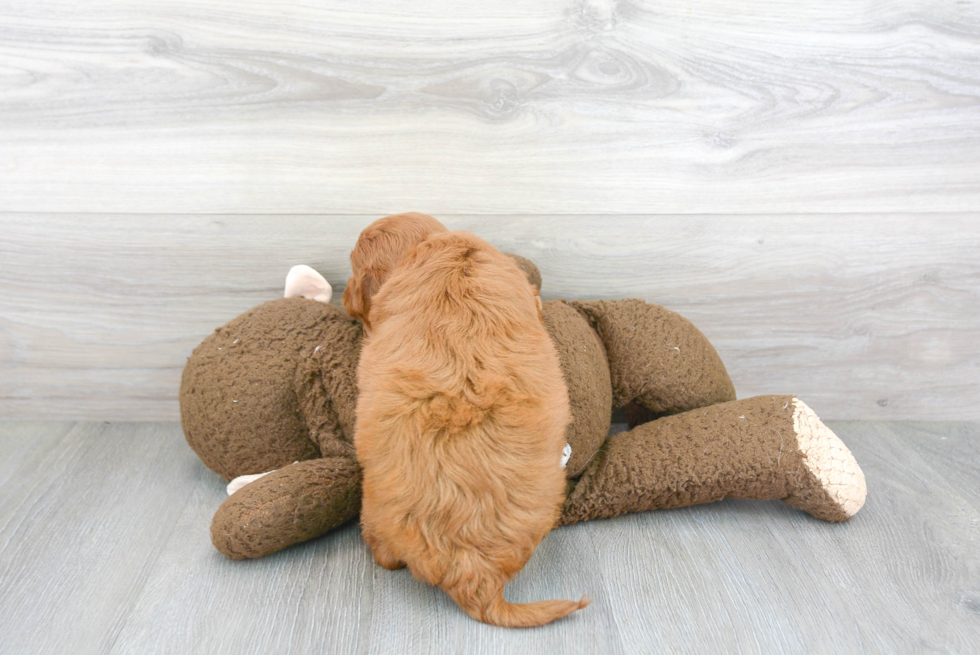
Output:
[180,225,867,560]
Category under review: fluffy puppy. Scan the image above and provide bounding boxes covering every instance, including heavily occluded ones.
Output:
[342,212,448,333]
[347,219,588,627]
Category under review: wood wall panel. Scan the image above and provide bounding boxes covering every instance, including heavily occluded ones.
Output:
[0,1,977,214]
[1,214,976,420]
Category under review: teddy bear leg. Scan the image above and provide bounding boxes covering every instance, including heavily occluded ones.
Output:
[559,395,866,526]
[211,456,361,559]
[569,299,736,417]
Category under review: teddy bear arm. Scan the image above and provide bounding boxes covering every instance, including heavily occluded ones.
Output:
[181,298,363,482]
[559,395,866,526]
[211,456,362,559]
[568,299,736,417]
[502,253,542,291]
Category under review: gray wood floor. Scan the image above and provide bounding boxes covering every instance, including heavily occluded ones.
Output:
[1,422,977,654]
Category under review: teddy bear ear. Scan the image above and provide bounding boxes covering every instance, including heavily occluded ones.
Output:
[284,265,332,304]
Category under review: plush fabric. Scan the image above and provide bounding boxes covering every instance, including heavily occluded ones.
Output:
[181,259,866,560]
[561,395,865,525]
[569,299,736,414]
[211,457,361,560]
[540,300,611,476]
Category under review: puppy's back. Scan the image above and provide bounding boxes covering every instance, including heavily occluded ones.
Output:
[356,232,588,627]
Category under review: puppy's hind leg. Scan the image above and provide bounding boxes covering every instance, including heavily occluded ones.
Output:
[361,523,406,570]
[370,542,406,570]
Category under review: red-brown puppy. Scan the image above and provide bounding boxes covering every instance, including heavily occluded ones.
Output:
[342,212,448,333]
[345,216,588,627]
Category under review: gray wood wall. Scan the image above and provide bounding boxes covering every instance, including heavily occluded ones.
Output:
[2,1,978,421]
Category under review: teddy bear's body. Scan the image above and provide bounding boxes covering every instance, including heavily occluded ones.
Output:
[182,283,865,560]
[183,299,359,481]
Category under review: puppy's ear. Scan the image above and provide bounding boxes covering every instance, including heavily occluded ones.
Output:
[342,264,386,329]
[341,275,364,320]
[534,289,544,324]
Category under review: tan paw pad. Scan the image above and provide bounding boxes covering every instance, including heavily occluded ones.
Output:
[789,398,867,520]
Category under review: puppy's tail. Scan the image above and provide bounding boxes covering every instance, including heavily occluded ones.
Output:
[479,591,591,628]
[440,557,590,628]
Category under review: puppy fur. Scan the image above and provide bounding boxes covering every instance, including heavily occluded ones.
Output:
[342,212,448,333]
[347,217,588,627]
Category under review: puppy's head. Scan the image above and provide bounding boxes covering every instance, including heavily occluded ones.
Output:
[343,213,448,330]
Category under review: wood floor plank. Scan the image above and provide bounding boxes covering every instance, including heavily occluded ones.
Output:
[792,422,980,652]
[0,421,75,491]
[1,421,978,652]
[1,1,978,214]
[582,422,980,652]
[110,463,620,654]
[108,478,374,655]
[365,521,623,655]
[888,421,980,511]
[0,422,198,655]
[3,214,977,421]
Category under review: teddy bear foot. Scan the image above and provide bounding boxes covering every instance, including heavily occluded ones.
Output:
[226,461,302,495]
[782,399,867,522]
[211,457,362,559]
[226,468,281,495]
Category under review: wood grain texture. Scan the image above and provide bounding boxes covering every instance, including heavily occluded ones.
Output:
[2,214,977,421]
[1,1,978,214]
[587,421,980,653]
[0,422,199,654]
[0,421,977,653]
[110,487,375,655]
[363,523,623,655]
